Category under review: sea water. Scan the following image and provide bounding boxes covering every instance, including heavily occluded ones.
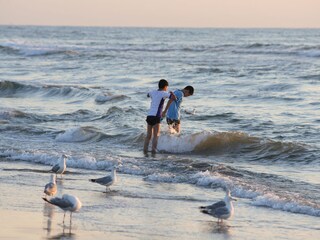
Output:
[0,26,319,239]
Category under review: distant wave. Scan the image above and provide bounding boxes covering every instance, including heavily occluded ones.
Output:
[2,40,319,59]
[0,108,99,125]
[55,126,128,143]
[0,44,20,55]
[299,74,320,80]
[41,84,93,98]
[0,42,79,57]
[0,105,140,130]
[0,81,39,96]
[244,43,280,49]
[55,126,106,142]
[0,109,28,119]
[196,67,224,74]
[95,93,128,103]
[295,45,320,58]
[231,43,320,58]
[0,81,94,99]
[0,81,132,104]
[297,50,320,58]
[188,112,235,121]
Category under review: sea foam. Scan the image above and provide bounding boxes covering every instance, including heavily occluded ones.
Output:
[252,193,320,217]
[0,149,121,171]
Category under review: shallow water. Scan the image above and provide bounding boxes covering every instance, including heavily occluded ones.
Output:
[0,26,319,238]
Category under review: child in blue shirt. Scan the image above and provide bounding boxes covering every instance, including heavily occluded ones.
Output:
[162,86,194,133]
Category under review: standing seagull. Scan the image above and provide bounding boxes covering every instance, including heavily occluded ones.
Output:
[89,165,118,192]
[199,189,237,223]
[42,194,82,225]
[50,154,67,177]
[44,174,57,198]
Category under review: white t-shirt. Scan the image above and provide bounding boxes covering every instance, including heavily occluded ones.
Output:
[147,90,171,117]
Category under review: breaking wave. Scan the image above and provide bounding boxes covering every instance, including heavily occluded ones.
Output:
[157,131,310,163]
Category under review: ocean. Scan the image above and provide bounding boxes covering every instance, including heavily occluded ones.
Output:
[0,26,319,239]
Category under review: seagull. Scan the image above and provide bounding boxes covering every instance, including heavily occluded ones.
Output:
[200,189,237,223]
[42,194,82,225]
[89,165,118,192]
[44,174,57,198]
[50,154,67,177]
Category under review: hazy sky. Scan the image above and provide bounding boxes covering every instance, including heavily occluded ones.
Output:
[1,0,320,28]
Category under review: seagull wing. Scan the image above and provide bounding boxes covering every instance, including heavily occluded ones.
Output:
[200,200,226,210]
[211,206,230,217]
[51,164,60,173]
[207,200,226,209]
[43,197,72,209]
[91,175,113,185]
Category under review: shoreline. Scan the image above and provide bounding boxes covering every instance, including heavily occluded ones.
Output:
[0,160,319,240]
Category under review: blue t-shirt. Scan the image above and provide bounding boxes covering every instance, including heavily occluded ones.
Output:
[166,90,183,120]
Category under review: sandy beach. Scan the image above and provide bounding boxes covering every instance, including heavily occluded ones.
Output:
[0,159,318,240]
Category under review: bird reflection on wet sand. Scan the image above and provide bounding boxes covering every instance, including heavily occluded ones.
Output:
[43,202,55,237]
[202,220,232,239]
[47,226,76,240]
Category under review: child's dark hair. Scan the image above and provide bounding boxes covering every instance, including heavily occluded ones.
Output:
[158,79,169,89]
[184,86,194,95]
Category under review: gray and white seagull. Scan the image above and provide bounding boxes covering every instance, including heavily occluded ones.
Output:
[44,174,57,198]
[50,154,67,177]
[200,189,237,223]
[89,165,118,192]
[43,194,82,225]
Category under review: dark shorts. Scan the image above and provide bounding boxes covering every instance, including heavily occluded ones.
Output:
[166,118,180,125]
[146,116,161,126]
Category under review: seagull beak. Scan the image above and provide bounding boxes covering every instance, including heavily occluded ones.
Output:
[231,197,237,201]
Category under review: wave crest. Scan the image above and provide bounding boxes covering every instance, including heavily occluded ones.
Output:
[55,126,104,142]
[0,81,93,99]
[157,130,309,162]
[157,131,258,154]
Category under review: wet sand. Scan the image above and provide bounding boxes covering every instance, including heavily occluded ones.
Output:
[0,160,319,240]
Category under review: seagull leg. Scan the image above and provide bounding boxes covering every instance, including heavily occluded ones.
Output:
[63,212,66,225]
[70,212,72,226]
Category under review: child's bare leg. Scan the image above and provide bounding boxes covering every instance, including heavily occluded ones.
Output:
[174,123,180,133]
[144,125,153,153]
[152,124,160,153]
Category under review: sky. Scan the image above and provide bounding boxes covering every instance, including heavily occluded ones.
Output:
[1,0,320,28]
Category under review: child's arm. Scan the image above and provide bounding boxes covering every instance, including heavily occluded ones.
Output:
[161,92,176,118]
[169,91,177,101]
[162,98,174,118]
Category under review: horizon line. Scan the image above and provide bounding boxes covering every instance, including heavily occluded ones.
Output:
[1,23,320,30]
